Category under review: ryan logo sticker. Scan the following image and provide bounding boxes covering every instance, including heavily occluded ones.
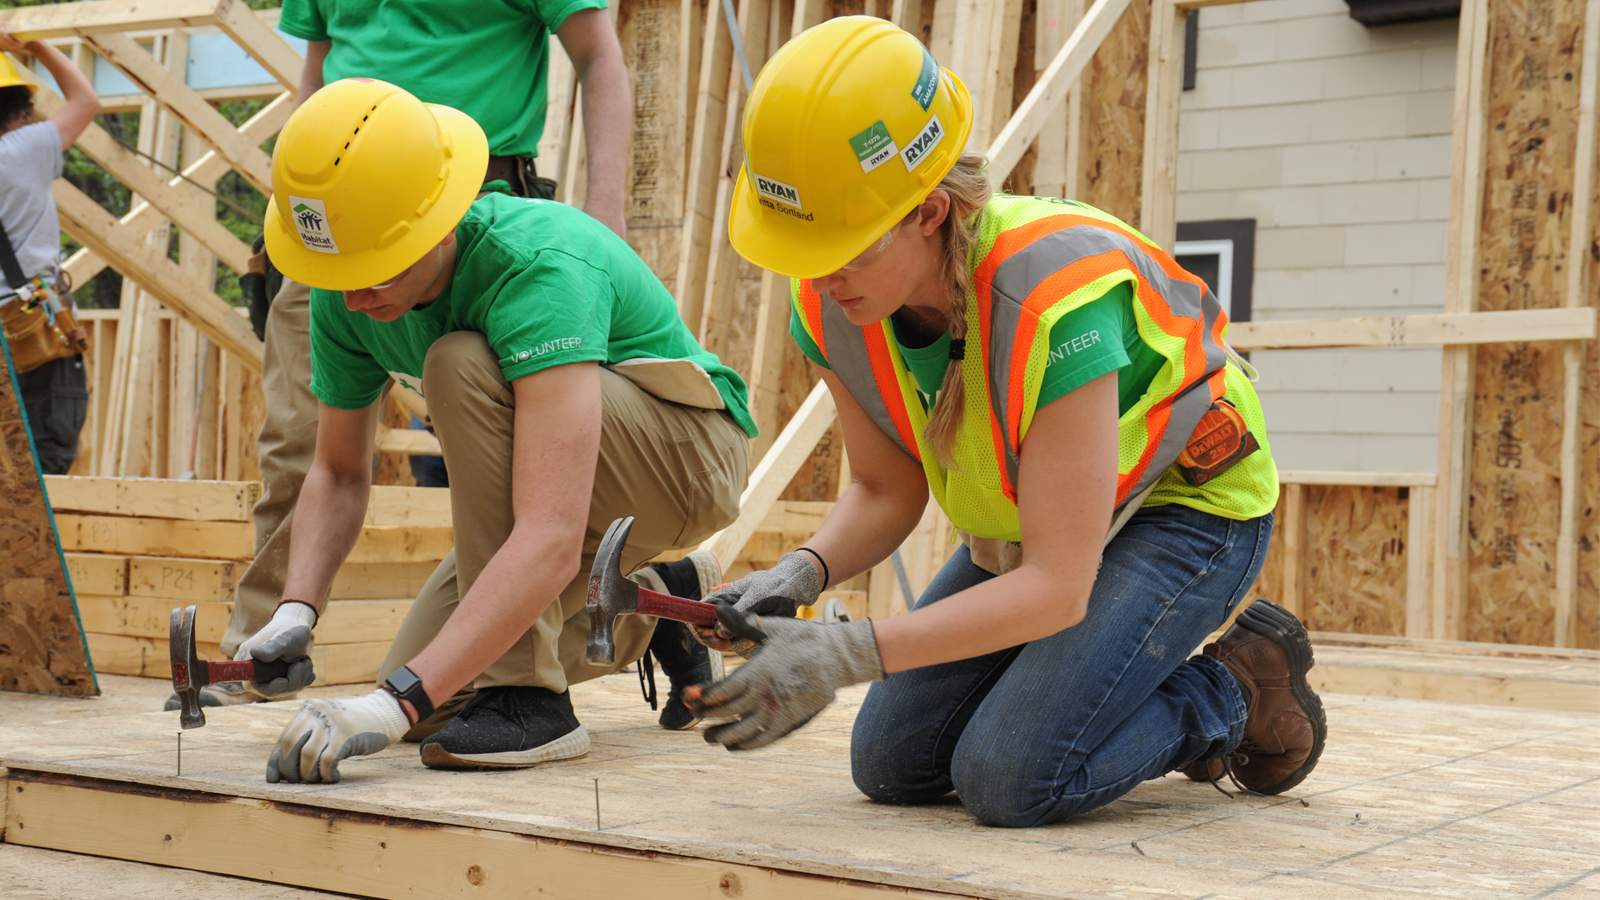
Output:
[900,115,945,172]
[289,196,339,254]
[752,172,803,209]
[849,120,899,174]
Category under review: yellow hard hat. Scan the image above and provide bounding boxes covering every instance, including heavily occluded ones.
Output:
[728,17,973,279]
[264,78,488,291]
[0,53,40,95]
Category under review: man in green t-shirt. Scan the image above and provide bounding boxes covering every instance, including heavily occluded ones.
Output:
[202,0,637,714]
[251,80,752,783]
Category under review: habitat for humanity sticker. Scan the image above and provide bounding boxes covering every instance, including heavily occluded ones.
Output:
[911,47,939,111]
[849,120,899,173]
[901,114,945,172]
[752,171,803,209]
[289,196,339,254]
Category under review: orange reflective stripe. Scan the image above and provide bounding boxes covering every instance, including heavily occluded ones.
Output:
[798,279,827,358]
[861,323,922,461]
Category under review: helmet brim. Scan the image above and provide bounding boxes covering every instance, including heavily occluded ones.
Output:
[265,105,489,292]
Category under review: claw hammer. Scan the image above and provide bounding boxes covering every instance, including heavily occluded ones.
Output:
[169,605,290,729]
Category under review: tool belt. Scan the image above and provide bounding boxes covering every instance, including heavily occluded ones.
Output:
[485,155,559,201]
[1,274,88,374]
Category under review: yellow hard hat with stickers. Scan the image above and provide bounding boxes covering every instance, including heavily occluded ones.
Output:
[728,16,974,279]
[264,78,488,291]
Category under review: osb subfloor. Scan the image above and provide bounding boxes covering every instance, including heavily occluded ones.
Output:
[0,676,354,899]
[2,674,1598,900]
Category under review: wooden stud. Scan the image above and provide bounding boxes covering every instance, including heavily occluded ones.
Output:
[746,271,790,464]
[674,0,735,325]
[127,557,242,603]
[1227,309,1597,351]
[0,0,222,40]
[210,0,303,92]
[64,93,294,288]
[54,181,265,368]
[1432,0,1490,643]
[1277,471,1436,488]
[1555,0,1600,649]
[43,476,261,521]
[1279,483,1303,619]
[19,73,253,274]
[1136,0,1184,250]
[82,33,274,194]
[65,553,129,596]
[985,0,1133,188]
[1405,485,1437,639]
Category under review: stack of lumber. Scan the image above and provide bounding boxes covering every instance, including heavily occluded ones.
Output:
[46,477,449,685]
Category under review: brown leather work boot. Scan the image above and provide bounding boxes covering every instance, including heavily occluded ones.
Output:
[1178,599,1326,795]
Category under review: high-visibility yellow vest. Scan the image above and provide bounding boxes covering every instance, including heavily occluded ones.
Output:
[792,195,1278,542]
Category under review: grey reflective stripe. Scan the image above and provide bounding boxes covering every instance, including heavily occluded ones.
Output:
[985,224,1229,496]
[1113,376,1215,517]
[817,292,916,459]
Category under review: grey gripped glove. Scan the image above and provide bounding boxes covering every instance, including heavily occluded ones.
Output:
[234,603,317,697]
[695,552,824,654]
[266,690,409,784]
[685,605,884,751]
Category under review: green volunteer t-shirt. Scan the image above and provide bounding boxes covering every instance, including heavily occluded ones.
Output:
[279,0,604,158]
[309,194,757,438]
[791,283,1163,416]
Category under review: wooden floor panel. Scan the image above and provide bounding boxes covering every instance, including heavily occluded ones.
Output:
[2,674,1596,899]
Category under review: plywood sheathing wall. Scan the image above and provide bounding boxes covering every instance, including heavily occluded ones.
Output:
[1583,29,1600,652]
[1471,0,1596,647]
[0,357,96,695]
[1247,487,1411,636]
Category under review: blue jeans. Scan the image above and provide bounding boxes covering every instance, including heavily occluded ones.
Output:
[851,503,1272,827]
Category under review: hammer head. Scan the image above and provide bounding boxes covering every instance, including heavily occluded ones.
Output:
[586,516,641,665]
[169,605,207,729]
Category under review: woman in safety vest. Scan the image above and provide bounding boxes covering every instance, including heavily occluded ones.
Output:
[684,17,1326,828]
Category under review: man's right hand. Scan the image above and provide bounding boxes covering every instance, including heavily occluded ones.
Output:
[236,603,317,697]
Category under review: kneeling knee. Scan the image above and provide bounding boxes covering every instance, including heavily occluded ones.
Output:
[951,751,1074,829]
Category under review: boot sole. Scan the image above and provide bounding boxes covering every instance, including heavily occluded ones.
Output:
[420,724,591,770]
[1233,599,1327,794]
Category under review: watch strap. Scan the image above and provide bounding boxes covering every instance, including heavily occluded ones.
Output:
[383,665,434,724]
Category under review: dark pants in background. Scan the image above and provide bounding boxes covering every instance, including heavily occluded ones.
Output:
[17,353,87,474]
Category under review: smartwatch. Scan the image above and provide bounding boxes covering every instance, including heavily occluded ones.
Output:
[382,665,434,723]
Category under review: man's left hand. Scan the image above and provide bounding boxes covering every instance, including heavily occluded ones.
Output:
[685,607,884,751]
[266,690,409,784]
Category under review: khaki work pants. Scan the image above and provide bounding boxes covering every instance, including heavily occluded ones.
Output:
[377,332,746,732]
[221,278,319,657]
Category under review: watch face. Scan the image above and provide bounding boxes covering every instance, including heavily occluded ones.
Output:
[387,666,421,695]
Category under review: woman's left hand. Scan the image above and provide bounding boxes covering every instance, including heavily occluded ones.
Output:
[685,607,885,750]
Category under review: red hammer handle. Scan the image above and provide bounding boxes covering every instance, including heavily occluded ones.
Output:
[204,659,260,684]
[635,588,720,628]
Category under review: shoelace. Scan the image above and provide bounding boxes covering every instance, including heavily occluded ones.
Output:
[1200,742,1270,799]
[457,689,530,732]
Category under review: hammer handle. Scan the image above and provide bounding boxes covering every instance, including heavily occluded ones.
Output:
[203,657,289,686]
[636,587,720,628]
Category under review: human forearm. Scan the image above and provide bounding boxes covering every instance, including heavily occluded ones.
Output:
[297,40,328,105]
[576,43,630,236]
[873,560,1094,673]
[28,40,91,104]
[280,462,370,614]
[398,525,583,715]
[802,478,928,588]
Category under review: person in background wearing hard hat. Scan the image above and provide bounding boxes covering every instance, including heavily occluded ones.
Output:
[0,25,101,474]
[205,0,720,733]
[255,79,753,783]
[684,18,1325,827]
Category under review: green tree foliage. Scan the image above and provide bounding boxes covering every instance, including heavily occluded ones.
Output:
[3,0,282,306]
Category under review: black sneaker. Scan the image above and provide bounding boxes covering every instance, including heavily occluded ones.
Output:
[419,686,589,770]
[647,619,717,730]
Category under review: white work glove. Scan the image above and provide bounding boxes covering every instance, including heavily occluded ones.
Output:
[266,690,408,784]
[685,606,884,751]
[696,552,823,654]
[235,603,317,698]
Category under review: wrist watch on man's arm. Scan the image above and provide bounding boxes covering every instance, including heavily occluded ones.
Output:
[382,665,433,725]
